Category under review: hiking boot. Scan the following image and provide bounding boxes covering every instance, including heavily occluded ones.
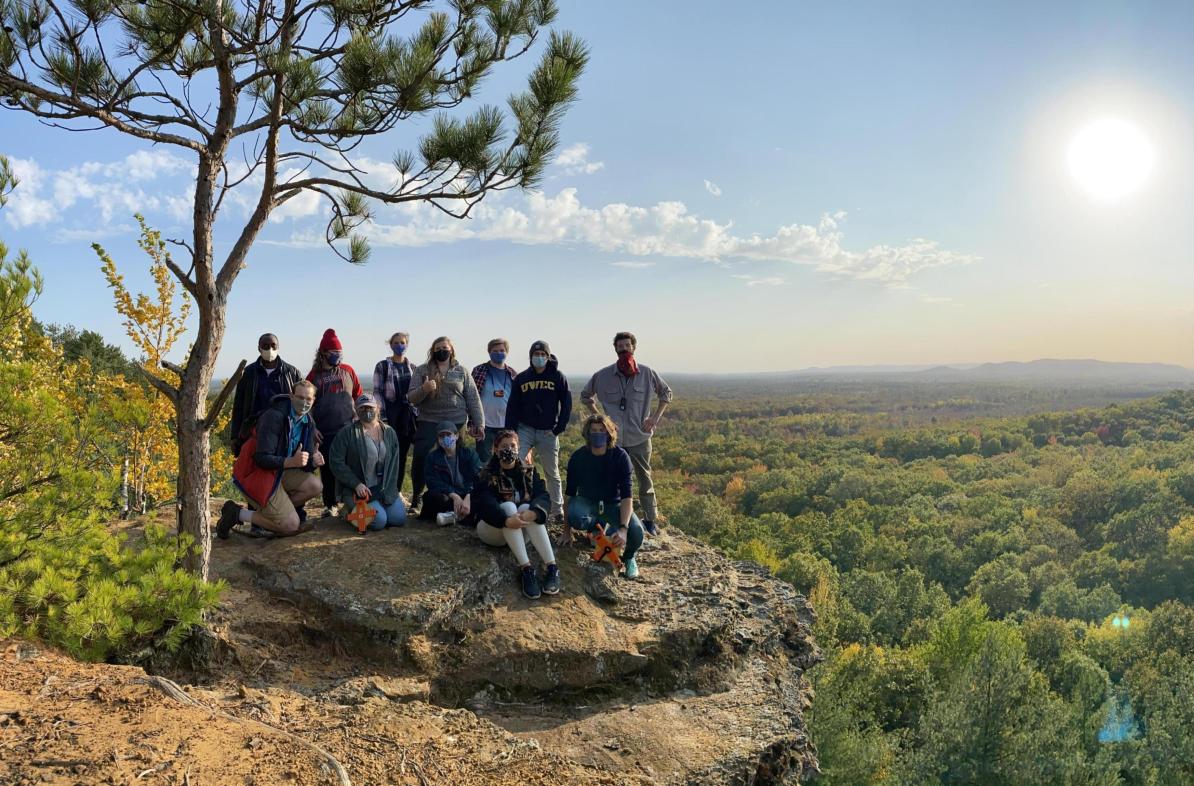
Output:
[520,565,541,599]
[216,500,241,540]
[247,524,274,539]
[408,495,422,514]
[548,511,565,525]
[542,563,561,595]
[624,557,639,579]
[436,512,457,527]
[642,519,659,537]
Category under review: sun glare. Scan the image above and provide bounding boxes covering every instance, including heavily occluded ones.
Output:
[1066,117,1155,201]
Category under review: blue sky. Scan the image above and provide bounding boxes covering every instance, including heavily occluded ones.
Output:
[2,0,1192,376]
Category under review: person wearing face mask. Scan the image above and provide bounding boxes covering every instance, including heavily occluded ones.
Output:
[580,331,673,537]
[220,381,325,538]
[328,394,407,530]
[372,331,417,496]
[471,338,517,464]
[505,340,571,521]
[307,328,363,517]
[408,337,484,511]
[228,333,302,457]
[420,422,481,525]
[471,430,559,599]
[559,414,645,579]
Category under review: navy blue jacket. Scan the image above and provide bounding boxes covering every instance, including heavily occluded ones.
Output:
[505,355,572,434]
[424,446,482,496]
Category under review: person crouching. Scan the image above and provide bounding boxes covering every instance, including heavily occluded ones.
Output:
[560,414,645,579]
[220,381,324,538]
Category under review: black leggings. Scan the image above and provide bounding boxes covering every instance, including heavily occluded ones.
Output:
[418,491,455,519]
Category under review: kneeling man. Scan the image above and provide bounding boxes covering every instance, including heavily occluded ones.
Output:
[219,380,324,537]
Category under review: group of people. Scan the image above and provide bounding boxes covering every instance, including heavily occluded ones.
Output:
[217,330,674,597]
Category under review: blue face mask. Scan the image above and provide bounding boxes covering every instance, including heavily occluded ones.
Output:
[391,343,406,356]
[489,351,507,364]
[440,434,457,449]
[589,432,609,449]
[326,352,342,366]
[531,355,548,370]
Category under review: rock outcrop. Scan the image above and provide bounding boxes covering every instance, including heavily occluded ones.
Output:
[238,518,821,784]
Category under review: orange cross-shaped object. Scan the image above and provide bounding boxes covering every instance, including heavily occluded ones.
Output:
[591,528,623,569]
[346,498,376,534]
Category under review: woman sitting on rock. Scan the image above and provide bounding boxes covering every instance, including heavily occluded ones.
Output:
[560,414,645,579]
[471,429,559,599]
[328,394,407,530]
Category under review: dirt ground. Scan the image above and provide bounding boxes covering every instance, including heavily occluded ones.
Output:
[0,508,651,786]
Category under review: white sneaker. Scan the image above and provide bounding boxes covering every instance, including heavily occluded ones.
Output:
[436,512,457,527]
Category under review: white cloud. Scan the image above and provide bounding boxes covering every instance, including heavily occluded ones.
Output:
[733,274,785,287]
[3,153,179,228]
[920,294,953,304]
[331,188,975,286]
[4,158,58,227]
[6,152,976,288]
[611,260,656,269]
[555,143,605,176]
[704,179,722,197]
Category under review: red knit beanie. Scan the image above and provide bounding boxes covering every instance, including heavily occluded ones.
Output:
[319,328,342,352]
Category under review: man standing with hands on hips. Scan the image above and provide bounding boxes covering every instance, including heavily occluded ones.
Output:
[581,332,673,536]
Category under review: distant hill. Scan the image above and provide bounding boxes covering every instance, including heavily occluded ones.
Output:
[666,358,1194,386]
[908,359,1194,384]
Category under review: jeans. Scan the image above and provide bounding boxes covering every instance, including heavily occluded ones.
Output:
[566,496,643,563]
[366,491,407,530]
[517,425,563,513]
[411,420,462,501]
[622,438,657,521]
[476,426,505,465]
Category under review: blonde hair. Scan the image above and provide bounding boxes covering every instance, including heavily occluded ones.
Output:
[425,336,456,398]
[293,379,316,396]
[581,414,617,448]
[487,337,509,352]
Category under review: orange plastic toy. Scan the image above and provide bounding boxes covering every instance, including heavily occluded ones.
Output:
[590,528,624,569]
[346,496,376,534]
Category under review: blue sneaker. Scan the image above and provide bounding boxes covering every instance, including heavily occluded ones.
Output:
[520,565,541,599]
[542,564,561,595]
[624,557,639,579]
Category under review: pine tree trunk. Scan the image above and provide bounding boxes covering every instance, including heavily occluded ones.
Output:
[176,389,212,579]
[174,274,224,580]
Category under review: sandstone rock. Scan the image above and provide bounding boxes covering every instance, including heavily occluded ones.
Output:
[239,521,821,783]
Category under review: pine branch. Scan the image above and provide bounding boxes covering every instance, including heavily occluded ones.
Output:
[138,365,179,404]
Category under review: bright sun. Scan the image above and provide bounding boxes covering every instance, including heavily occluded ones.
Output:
[1066,117,1155,201]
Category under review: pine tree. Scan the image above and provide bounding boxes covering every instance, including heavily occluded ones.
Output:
[0,0,587,578]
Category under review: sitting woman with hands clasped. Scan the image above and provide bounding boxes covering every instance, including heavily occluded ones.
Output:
[471,429,560,599]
